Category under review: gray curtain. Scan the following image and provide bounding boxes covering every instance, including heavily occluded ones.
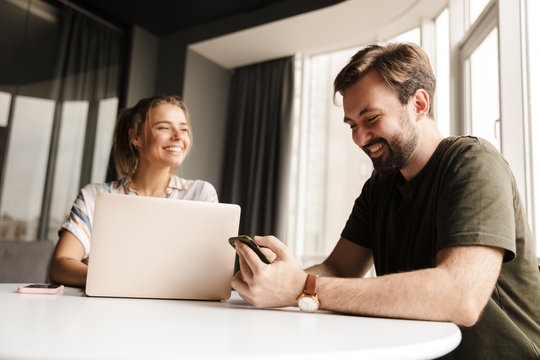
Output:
[221,56,293,242]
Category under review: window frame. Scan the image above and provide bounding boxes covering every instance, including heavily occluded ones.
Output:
[455,0,536,249]
[458,0,498,138]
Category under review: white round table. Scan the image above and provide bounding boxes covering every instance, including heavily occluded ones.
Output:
[0,284,461,359]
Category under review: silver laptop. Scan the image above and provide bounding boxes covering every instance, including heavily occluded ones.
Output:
[86,193,240,300]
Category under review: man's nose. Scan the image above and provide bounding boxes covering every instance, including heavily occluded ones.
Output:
[354,126,371,148]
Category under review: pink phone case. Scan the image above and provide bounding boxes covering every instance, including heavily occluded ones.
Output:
[17,284,64,295]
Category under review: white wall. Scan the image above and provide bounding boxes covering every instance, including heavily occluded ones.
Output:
[126,32,230,195]
[126,26,159,107]
[181,50,231,196]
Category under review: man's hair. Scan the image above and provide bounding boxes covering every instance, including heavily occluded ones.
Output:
[334,42,436,119]
[114,95,192,178]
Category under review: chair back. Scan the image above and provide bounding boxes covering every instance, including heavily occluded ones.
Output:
[0,241,54,283]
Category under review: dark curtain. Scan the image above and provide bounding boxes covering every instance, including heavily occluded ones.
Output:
[0,1,125,242]
[52,7,123,101]
[221,56,293,243]
[38,6,125,238]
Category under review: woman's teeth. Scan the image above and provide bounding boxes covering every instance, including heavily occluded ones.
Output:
[164,147,183,153]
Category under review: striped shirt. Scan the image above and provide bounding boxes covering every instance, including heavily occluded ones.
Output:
[60,175,218,259]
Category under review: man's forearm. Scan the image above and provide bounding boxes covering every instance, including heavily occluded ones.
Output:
[318,268,458,321]
[305,238,374,278]
[316,246,503,326]
[305,263,340,277]
[306,257,373,278]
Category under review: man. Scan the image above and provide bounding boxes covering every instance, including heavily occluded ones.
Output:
[231,43,540,359]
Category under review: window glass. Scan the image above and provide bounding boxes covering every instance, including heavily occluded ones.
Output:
[435,9,450,137]
[469,0,491,26]
[48,101,88,241]
[526,0,540,256]
[0,92,11,127]
[469,28,500,151]
[91,97,118,183]
[388,27,421,45]
[0,96,54,241]
[293,48,373,267]
[300,55,329,261]
[323,49,373,258]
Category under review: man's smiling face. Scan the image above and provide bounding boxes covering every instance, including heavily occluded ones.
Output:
[343,70,418,176]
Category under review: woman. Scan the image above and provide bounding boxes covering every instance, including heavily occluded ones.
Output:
[49,95,217,287]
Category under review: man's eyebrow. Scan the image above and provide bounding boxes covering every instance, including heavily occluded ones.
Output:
[343,107,382,122]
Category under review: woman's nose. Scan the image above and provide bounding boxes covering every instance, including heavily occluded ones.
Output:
[171,127,181,140]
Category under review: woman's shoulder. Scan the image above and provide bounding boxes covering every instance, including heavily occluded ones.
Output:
[173,176,218,202]
[171,175,208,188]
[179,177,212,187]
[79,179,128,196]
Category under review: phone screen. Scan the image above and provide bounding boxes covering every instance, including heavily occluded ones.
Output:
[25,284,62,289]
[229,236,272,264]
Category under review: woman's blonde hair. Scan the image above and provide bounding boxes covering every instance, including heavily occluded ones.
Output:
[114,95,192,177]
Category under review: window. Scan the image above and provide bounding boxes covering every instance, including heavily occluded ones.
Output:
[388,27,421,45]
[461,0,538,255]
[0,1,125,243]
[469,0,491,26]
[0,92,10,127]
[0,96,55,241]
[435,9,450,138]
[468,28,500,150]
[290,48,373,267]
[459,0,500,150]
[92,97,118,183]
[48,101,89,241]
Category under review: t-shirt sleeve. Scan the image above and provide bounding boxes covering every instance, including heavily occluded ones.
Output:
[340,177,373,249]
[59,184,95,259]
[437,140,516,261]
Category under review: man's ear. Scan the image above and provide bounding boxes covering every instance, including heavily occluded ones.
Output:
[411,89,430,121]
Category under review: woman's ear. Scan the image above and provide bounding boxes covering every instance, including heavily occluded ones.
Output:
[411,89,430,121]
[129,129,141,148]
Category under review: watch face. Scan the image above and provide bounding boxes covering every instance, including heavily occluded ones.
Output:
[298,296,319,312]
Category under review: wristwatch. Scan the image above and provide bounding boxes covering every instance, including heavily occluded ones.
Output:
[297,274,319,312]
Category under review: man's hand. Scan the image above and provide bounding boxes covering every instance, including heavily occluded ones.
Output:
[231,235,307,308]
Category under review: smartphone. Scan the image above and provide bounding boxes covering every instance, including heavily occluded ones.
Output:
[17,284,64,295]
[229,235,272,264]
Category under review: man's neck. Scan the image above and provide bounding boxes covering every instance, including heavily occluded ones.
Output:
[400,120,444,181]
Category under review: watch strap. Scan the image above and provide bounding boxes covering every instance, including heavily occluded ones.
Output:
[304,274,319,296]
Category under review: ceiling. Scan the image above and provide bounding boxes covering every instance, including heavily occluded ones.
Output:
[67,0,344,37]
[55,0,448,70]
[191,0,448,69]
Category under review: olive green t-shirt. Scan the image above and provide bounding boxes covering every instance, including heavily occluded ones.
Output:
[341,136,540,359]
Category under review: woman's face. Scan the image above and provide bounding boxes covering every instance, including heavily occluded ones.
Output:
[133,103,191,170]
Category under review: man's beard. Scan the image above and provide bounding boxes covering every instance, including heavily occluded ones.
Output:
[366,108,418,176]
